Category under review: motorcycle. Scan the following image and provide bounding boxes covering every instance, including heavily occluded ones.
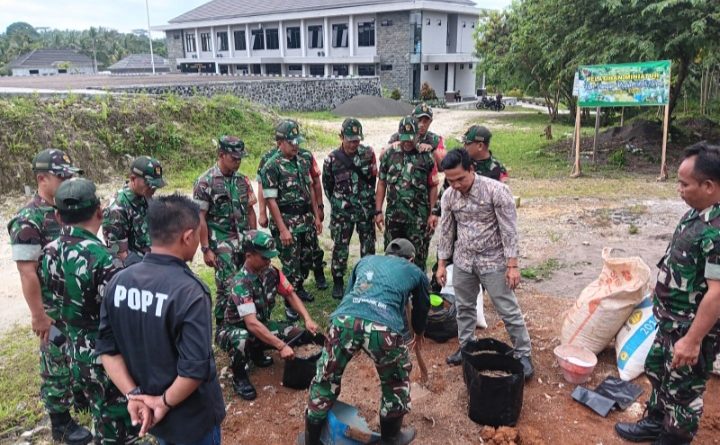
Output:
[475,96,506,111]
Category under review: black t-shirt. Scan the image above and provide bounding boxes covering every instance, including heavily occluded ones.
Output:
[96,253,226,443]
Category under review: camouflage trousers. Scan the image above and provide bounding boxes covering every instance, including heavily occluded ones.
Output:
[217,319,301,362]
[271,226,319,289]
[329,212,375,279]
[307,315,412,422]
[384,215,430,272]
[311,228,325,273]
[40,334,81,414]
[70,358,139,444]
[645,327,719,440]
[212,242,244,325]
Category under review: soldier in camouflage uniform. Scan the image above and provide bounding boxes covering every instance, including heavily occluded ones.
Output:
[260,121,323,313]
[217,231,319,401]
[322,118,378,299]
[616,142,720,445]
[102,156,166,267]
[257,121,327,298]
[387,103,446,168]
[193,136,257,334]
[300,239,430,445]
[40,178,139,445]
[375,116,439,272]
[7,149,92,445]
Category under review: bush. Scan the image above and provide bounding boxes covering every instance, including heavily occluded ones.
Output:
[420,82,437,101]
[390,89,402,100]
[506,88,524,99]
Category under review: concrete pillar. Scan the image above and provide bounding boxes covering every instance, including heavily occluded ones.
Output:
[324,17,330,57]
[245,24,251,57]
[194,28,200,59]
[300,19,306,57]
[447,63,455,91]
[279,20,285,57]
[349,15,355,57]
[325,63,331,77]
[228,25,233,58]
[302,64,307,76]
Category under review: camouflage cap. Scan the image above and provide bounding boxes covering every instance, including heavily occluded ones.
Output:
[275,120,305,145]
[341,117,363,141]
[244,230,279,259]
[131,156,166,189]
[32,148,83,178]
[398,116,418,142]
[464,125,492,144]
[218,135,247,159]
[54,178,100,211]
[385,238,416,259]
[413,103,433,119]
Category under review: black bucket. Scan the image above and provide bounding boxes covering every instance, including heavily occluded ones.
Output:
[461,339,524,427]
[282,332,326,390]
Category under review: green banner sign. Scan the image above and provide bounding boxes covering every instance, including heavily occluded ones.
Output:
[576,60,671,108]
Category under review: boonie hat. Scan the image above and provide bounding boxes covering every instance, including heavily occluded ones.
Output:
[218,135,247,159]
[54,178,100,211]
[341,118,363,141]
[398,116,418,142]
[413,103,433,119]
[464,125,492,144]
[275,120,305,146]
[245,230,279,259]
[32,149,83,178]
[385,238,416,259]
[131,156,166,189]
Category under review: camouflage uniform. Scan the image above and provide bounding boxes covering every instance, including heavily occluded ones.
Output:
[322,120,377,280]
[193,163,257,324]
[644,204,720,441]
[41,224,137,444]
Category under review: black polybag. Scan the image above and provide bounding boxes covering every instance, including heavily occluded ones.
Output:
[282,331,326,389]
[571,386,616,417]
[595,376,644,410]
[424,293,458,343]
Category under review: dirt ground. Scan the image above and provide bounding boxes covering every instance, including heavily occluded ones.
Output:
[2,108,719,444]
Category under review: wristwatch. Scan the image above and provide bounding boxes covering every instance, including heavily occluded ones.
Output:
[201,246,210,254]
[374,209,383,216]
[125,386,143,399]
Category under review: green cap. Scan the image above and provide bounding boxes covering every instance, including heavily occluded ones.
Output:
[244,230,279,259]
[131,156,166,189]
[397,116,418,142]
[341,118,363,141]
[275,120,305,145]
[54,178,100,211]
[385,238,416,259]
[32,149,83,178]
[218,135,247,159]
[464,125,492,144]
[413,103,433,119]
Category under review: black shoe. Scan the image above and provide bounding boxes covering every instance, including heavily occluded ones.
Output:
[379,415,416,445]
[250,346,273,368]
[297,289,315,303]
[50,412,93,445]
[314,268,328,290]
[615,411,664,442]
[446,349,462,366]
[231,357,257,401]
[297,415,325,445]
[285,307,300,322]
[518,356,534,380]
[332,277,344,300]
[652,433,690,445]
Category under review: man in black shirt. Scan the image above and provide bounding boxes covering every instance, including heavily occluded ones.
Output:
[97,195,226,445]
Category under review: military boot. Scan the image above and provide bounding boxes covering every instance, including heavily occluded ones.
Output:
[379,415,416,445]
[231,355,257,401]
[615,408,664,442]
[296,414,325,445]
[332,277,344,300]
[314,268,328,290]
[249,344,273,368]
[296,283,315,302]
[50,412,93,445]
[652,433,690,445]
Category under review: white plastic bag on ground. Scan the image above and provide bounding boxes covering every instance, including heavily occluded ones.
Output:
[561,248,651,354]
[616,295,658,380]
[441,264,487,329]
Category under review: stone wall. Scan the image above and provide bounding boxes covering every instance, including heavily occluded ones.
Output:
[165,30,185,72]
[105,76,382,111]
[376,11,413,100]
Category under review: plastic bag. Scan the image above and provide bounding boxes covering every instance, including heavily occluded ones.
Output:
[594,376,643,410]
[571,386,616,417]
[424,293,458,343]
[441,264,487,328]
[615,295,657,380]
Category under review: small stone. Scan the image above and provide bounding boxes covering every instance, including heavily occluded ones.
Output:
[582,241,590,246]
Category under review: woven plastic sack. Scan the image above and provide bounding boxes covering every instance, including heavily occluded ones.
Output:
[615,295,657,380]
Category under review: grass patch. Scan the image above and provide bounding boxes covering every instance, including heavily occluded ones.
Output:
[284,111,339,121]
[0,327,43,437]
[521,258,562,281]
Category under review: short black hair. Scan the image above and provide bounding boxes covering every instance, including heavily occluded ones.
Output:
[57,204,99,225]
[683,141,720,183]
[148,194,200,246]
[441,148,472,171]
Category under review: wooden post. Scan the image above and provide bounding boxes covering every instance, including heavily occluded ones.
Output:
[658,104,670,181]
[620,107,624,127]
[571,107,582,177]
[592,106,601,164]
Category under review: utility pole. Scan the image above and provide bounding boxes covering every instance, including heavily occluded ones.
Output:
[145,0,156,74]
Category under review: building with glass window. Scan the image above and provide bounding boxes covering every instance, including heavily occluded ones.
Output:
[159,0,482,100]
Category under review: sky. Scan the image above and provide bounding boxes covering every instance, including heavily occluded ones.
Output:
[0,0,512,36]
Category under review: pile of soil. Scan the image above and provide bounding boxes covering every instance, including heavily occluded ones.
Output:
[332,95,413,117]
[294,343,323,359]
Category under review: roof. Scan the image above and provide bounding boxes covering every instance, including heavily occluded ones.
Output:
[107,54,170,71]
[170,0,477,23]
[9,49,93,69]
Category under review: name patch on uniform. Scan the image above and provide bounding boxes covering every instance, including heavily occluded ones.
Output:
[113,285,169,317]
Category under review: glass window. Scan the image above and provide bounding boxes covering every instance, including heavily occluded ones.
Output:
[358,64,375,76]
[380,64,392,71]
[251,64,261,74]
[266,63,281,75]
[185,34,196,53]
[308,25,323,49]
[217,32,228,51]
[332,24,348,48]
[286,27,301,49]
[332,64,348,76]
[266,29,279,50]
[234,30,246,51]
[251,29,265,50]
[288,64,302,71]
[309,64,324,76]
[200,32,211,52]
[358,22,375,47]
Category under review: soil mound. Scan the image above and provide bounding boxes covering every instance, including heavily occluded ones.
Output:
[595,119,663,149]
[332,95,413,117]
